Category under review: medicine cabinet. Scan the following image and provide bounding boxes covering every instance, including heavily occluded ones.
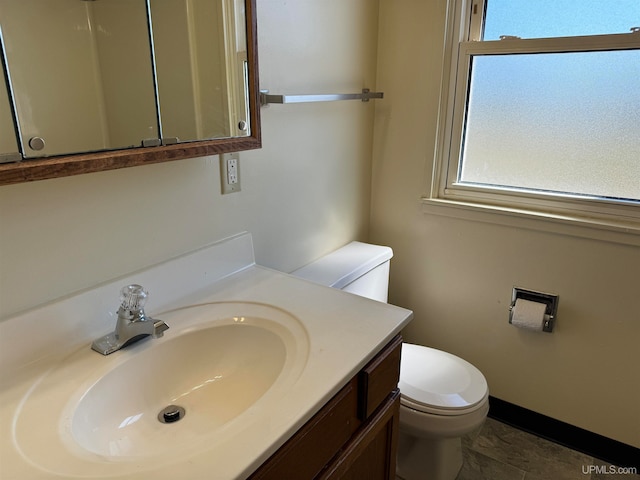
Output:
[0,0,260,185]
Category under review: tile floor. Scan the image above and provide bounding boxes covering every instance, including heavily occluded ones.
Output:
[397,417,639,480]
[456,418,640,480]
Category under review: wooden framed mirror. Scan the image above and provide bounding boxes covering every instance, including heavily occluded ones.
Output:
[0,0,260,186]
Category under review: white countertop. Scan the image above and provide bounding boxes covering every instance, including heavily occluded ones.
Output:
[0,233,412,479]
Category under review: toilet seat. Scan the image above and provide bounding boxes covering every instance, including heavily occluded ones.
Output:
[399,343,488,416]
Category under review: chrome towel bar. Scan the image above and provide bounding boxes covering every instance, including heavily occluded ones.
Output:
[260,88,383,106]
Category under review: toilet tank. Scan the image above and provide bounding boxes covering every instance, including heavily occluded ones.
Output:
[290,242,393,302]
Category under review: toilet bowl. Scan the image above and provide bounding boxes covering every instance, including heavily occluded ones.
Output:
[291,241,489,480]
[397,343,489,480]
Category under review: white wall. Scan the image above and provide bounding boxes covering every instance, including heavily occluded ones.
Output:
[0,0,378,319]
[371,0,640,448]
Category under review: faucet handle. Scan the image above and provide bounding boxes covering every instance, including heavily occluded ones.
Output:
[120,284,148,311]
[153,319,169,338]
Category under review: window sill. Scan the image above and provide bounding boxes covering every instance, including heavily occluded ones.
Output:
[421,197,640,247]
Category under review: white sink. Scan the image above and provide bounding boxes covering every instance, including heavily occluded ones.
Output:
[2,234,412,479]
[12,302,309,476]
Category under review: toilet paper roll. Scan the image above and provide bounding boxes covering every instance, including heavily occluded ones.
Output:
[510,298,548,331]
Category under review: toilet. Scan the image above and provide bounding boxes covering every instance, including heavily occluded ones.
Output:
[291,241,489,480]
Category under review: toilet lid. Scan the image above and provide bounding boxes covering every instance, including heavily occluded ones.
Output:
[399,343,488,412]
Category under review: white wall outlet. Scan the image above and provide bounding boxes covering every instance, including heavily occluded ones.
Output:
[220,153,241,194]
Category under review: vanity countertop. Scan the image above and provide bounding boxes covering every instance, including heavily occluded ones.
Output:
[0,233,412,479]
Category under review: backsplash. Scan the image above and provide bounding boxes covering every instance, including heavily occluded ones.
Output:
[0,233,255,371]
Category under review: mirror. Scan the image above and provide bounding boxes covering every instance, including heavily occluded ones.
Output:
[151,0,250,143]
[0,0,260,185]
[0,56,19,161]
[1,0,158,158]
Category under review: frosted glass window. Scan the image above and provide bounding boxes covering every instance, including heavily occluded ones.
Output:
[431,0,640,232]
[460,50,640,201]
[483,0,640,40]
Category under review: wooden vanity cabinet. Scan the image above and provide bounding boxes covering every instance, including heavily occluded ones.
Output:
[249,334,402,480]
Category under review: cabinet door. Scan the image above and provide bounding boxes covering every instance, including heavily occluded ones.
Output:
[318,389,401,480]
[248,378,360,480]
[250,335,403,480]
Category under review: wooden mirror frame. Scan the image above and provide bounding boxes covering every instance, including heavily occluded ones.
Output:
[0,0,260,187]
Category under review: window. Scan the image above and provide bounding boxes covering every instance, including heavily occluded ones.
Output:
[428,0,640,239]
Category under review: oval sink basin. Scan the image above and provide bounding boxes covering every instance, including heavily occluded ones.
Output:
[13,302,309,476]
[74,323,288,457]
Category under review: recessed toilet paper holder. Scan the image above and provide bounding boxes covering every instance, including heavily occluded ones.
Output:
[509,287,559,333]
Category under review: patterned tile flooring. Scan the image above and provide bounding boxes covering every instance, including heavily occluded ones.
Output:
[455,418,640,480]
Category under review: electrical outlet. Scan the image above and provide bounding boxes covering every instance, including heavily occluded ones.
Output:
[220,153,241,194]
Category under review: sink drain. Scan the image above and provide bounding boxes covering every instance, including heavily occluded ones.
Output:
[158,405,185,424]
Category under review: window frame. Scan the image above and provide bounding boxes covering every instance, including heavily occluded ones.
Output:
[425,0,640,243]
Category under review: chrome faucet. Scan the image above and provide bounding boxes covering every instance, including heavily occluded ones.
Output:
[91,284,169,355]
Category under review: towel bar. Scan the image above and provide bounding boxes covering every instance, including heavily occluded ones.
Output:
[260,88,383,106]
